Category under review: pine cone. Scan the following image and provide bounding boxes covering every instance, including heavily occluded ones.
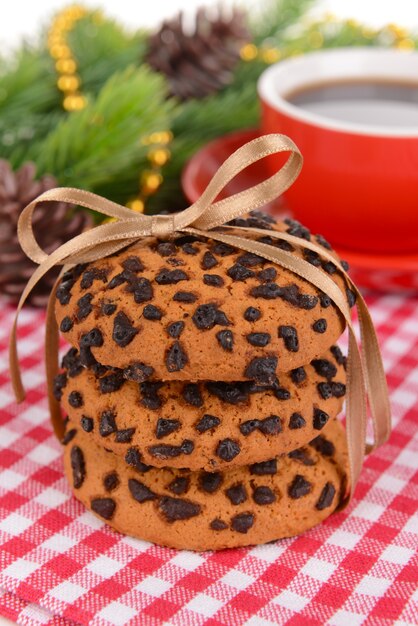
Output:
[145,7,250,101]
[0,160,91,307]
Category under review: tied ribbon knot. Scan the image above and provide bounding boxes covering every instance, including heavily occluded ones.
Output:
[9,134,391,507]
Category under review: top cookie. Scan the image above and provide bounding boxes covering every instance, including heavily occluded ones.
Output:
[55,213,352,381]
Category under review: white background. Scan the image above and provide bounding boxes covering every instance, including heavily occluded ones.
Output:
[0,1,417,624]
[0,0,418,49]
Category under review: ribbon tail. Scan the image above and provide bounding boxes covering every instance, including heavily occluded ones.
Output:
[46,272,65,440]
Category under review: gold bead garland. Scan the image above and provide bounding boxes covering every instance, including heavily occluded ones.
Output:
[47,4,88,111]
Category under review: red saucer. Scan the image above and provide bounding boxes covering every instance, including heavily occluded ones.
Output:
[182,129,418,293]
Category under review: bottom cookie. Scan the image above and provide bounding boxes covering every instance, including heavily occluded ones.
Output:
[63,419,348,551]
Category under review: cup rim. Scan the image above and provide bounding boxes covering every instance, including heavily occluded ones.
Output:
[257,47,418,138]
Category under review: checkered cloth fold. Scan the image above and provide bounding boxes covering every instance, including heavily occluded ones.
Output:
[0,295,417,626]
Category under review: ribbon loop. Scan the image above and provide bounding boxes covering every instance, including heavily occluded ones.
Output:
[9,132,391,509]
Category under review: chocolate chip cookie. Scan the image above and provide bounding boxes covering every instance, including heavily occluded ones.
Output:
[62,416,348,551]
[59,346,346,470]
[55,213,350,381]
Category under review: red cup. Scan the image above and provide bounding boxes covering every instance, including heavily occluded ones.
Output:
[258,48,418,254]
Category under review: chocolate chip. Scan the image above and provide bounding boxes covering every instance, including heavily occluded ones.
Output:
[285,218,311,241]
[99,410,117,437]
[158,496,201,521]
[91,498,116,520]
[237,252,263,267]
[258,235,294,251]
[289,413,306,430]
[148,440,194,459]
[312,319,327,333]
[288,449,315,466]
[192,304,230,330]
[210,518,228,531]
[183,383,203,407]
[195,414,221,433]
[278,325,299,352]
[115,428,135,443]
[56,281,73,305]
[227,264,255,281]
[346,287,357,308]
[80,415,94,432]
[244,356,278,385]
[81,267,108,289]
[240,415,282,436]
[126,276,153,304]
[156,418,181,439]
[311,359,337,380]
[182,242,199,255]
[143,304,162,320]
[165,341,188,372]
[167,476,190,495]
[167,257,184,267]
[225,483,248,505]
[76,293,93,320]
[60,316,73,332]
[246,332,271,347]
[250,459,277,475]
[211,242,235,256]
[70,445,85,489]
[251,283,318,310]
[319,292,332,308]
[216,439,241,462]
[315,234,332,250]
[216,330,234,351]
[103,472,119,492]
[313,408,329,430]
[156,269,189,284]
[108,272,126,289]
[201,251,218,269]
[330,345,347,368]
[206,381,250,404]
[288,475,312,499]
[274,385,291,400]
[310,435,335,457]
[68,391,83,408]
[101,302,116,316]
[80,328,103,348]
[122,256,144,272]
[125,448,151,473]
[244,306,261,322]
[341,260,350,271]
[331,382,346,397]
[203,274,224,287]
[61,348,83,377]
[128,478,156,503]
[99,371,125,393]
[167,321,185,338]
[231,512,254,533]
[199,471,223,493]
[252,486,276,505]
[140,382,163,410]
[62,428,76,445]
[239,419,259,436]
[53,373,67,401]
[290,367,306,385]
[112,312,138,347]
[123,362,154,383]
[316,482,336,510]
[173,291,197,303]
[304,249,322,267]
[157,242,176,257]
[258,267,277,282]
[317,382,333,400]
[323,261,337,275]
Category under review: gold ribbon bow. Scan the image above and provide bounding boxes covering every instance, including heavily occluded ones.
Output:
[9,134,391,506]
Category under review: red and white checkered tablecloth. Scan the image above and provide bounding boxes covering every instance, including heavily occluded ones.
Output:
[0,294,417,626]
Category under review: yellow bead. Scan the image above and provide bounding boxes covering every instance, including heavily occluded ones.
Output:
[158,130,173,144]
[240,43,258,61]
[387,23,408,39]
[260,47,281,64]
[63,94,87,111]
[50,44,72,60]
[55,58,77,74]
[57,74,80,92]
[126,199,145,213]
[141,172,162,194]
[148,148,170,166]
[397,38,415,50]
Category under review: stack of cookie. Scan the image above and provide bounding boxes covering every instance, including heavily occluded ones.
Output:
[54,212,352,550]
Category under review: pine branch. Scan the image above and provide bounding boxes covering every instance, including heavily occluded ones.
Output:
[251,0,316,44]
[35,66,175,199]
